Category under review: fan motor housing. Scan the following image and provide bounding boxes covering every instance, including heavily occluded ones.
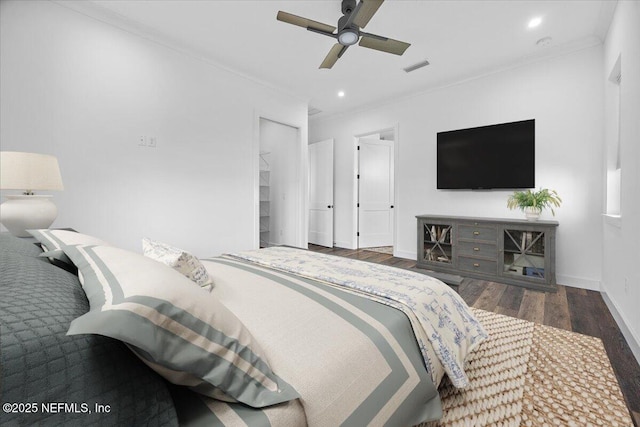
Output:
[341,0,356,15]
[338,15,359,32]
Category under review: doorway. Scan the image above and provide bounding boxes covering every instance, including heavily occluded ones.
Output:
[258,118,302,248]
[357,129,396,251]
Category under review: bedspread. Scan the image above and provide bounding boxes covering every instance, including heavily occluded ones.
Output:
[191,254,443,426]
[226,247,487,388]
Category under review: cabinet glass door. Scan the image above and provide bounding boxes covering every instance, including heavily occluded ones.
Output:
[423,223,453,264]
[503,229,545,279]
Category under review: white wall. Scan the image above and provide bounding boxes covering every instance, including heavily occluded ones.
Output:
[0,0,307,256]
[601,0,640,363]
[310,46,604,290]
[259,119,301,247]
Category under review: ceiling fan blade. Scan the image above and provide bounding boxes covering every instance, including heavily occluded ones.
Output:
[277,11,336,33]
[320,44,348,69]
[359,34,410,55]
[352,0,384,28]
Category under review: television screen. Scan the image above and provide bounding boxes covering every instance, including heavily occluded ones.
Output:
[437,119,535,189]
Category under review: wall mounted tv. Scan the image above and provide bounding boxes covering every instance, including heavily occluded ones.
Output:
[437,119,535,190]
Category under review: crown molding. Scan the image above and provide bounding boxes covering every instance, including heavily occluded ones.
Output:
[311,37,603,124]
[50,0,308,105]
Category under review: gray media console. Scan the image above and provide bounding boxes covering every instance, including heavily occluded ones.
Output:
[416,215,558,292]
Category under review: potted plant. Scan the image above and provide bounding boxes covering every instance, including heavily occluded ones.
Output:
[507,188,562,221]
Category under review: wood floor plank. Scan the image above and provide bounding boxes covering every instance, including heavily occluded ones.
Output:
[394,259,416,269]
[380,256,399,266]
[472,281,507,312]
[360,252,390,263]
[387,257,409,267]
[517,289,546,323]
[326,247,352,257]
[457,279,485,306]
[543,285,571,331]
[497,284,525,312]
[565,285,588,296]
[566,291,601,338]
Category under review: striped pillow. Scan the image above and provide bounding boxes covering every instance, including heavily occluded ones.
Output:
[62,244,299,408]
[28,229,109,264]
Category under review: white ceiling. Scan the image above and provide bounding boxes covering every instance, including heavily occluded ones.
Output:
[60,0,616,119]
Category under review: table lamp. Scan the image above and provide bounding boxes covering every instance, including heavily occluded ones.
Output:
[0,151,64,237]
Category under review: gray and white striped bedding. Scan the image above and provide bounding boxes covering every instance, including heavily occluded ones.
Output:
[177,247,484,427]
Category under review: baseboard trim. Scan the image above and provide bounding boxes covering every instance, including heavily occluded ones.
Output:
[602,291,640,366]
[556,275,601,291]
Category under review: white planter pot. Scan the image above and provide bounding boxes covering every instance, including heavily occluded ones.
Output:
[524,206,542,221]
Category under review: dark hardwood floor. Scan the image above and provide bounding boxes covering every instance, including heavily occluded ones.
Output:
[308,244,640,426]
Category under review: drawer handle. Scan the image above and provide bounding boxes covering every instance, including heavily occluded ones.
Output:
[473,247,480,251]
[473,263,480,267]
[473,231,480,235]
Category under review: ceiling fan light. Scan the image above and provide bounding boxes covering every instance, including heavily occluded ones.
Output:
[338,30,359,46]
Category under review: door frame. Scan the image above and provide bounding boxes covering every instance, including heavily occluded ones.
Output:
[253,112,309,250]
[352,124,399,252]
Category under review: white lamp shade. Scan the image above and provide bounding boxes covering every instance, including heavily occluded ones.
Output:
[0,151,64,191]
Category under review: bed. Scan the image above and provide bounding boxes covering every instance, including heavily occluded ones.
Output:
[0,231,486,426]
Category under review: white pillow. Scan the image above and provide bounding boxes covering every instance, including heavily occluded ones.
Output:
[142,237,214,290]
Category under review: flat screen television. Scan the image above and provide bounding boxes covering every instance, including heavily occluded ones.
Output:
[437,119,535,190]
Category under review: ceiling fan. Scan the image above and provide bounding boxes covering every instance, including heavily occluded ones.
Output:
[277,0,411,69]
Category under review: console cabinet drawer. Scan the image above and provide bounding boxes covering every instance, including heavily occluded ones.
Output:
[457,241,498,259]
[458,224,497,241]
[458,256,497,275]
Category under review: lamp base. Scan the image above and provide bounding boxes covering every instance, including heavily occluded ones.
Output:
[0,195,58,237]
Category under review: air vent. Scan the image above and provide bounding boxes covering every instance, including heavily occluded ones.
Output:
[403,60,430,73]
[308,107,322,116]
[536,36,553,47]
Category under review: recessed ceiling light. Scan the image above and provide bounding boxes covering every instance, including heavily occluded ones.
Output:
[338,91,345,98]
[528,17,542,28]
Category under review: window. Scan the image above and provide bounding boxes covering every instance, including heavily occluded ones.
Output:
[606,55,621,217]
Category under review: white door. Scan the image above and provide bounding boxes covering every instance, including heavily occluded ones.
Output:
[308,139,334,247]
[358,138,394,248]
